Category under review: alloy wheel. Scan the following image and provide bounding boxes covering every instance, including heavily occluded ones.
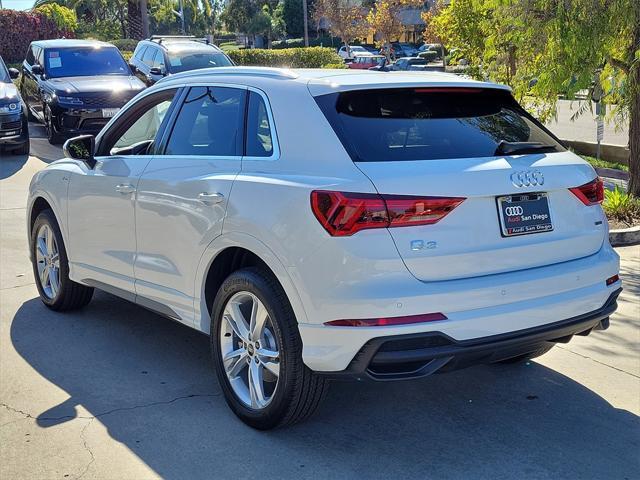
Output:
[35,224,60,299]
[219,291,280,410]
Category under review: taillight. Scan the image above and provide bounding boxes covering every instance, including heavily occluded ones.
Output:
[310,190,465,236]
[325,312,447,327]
[570,178,604,205]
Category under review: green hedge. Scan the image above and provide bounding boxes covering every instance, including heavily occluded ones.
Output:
[228,47,343,68]
[272,36,342,49]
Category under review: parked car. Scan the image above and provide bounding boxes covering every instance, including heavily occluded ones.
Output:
[129,36,233,87]
[19,39,145,145]
[337,45,369,60]
[0,56,29,155]
[28,67,620,429]
[391,42,418,58]
[390,57,428,71]
[348,54,386,70]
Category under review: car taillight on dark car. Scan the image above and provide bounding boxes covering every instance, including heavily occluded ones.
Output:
[569,178,604,206]
[311,190,465,236]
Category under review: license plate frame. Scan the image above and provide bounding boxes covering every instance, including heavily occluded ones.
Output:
[497,192,553,237]
[101,108,120,118]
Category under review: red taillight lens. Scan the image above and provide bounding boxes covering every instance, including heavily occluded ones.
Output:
[606,274,619,286]
[385,195,466,227]
[325,312,447,327]
[570,178,604,205]
[311,190,465,236]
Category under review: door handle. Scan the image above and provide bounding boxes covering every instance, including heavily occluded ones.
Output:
[115,183,136,194]
[197,192,224,204]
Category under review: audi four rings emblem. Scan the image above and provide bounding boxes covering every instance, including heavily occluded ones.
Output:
[510,170,544,187]
[505,206,524,216]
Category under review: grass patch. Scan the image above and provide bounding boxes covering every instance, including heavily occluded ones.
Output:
[581,155,629,172]
[219,41,242,53]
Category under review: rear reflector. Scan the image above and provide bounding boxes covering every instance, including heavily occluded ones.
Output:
[570,178,604,205]
[606,274,619,286]
[311,190,465,236]
[325,312,447,327]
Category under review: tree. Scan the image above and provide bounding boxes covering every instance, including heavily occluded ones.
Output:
[283,0,304,37]
[366,0,422,60]
[429,0,639,196]
[313,0,368,57]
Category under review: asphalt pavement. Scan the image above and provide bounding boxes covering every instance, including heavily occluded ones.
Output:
[0,133,638,480]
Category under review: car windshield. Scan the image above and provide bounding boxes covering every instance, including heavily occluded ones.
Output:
[0,58,10,83]
[167,52,232,73]
[351,46,366,52]
[316,88,564,162]
[45,47,130,78]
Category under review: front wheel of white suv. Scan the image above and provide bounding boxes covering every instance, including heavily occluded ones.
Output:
[210,267,327,429]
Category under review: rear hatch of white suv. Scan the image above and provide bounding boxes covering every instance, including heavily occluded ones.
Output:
[314,84,606,282]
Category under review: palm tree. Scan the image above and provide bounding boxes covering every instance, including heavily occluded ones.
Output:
[127,0,149,39]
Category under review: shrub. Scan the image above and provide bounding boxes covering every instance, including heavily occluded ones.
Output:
[34,4,77,32]
[272,36,342,49]
[0,9,75,63]
[121,50,134,62]
[603,186,640,225]
[228,47,343,68]
[111,39,139,52]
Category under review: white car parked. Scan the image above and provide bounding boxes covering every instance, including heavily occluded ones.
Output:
[28,67,622,429]
[338,45,369,60]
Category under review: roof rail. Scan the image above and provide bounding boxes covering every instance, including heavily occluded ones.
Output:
[157,66,299,84]
[149,35,195,44]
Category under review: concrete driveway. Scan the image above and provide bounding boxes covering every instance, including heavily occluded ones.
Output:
[1,132,639,480]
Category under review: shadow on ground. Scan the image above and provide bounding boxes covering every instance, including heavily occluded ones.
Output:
[9,291,640,479]
[0,123,60,180]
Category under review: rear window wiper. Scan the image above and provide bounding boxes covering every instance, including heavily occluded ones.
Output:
[494,141,558,156]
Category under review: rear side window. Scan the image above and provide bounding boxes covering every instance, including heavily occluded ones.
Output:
[245,92,274,157]
[165,86,245,156]
[315,88,564,162]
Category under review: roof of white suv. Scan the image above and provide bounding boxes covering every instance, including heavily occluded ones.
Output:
[156,66,511,95]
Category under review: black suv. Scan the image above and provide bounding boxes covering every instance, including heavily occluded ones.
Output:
[129,36,233,86]
[0,56,29,155]
[20,39,146,144]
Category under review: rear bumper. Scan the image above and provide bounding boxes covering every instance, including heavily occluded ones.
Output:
[319,288,620,381]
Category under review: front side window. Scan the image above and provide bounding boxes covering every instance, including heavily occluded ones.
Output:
[0,58,10,83]
[25,46,36,66]
[45,47,129,78]
[315,88,565,162]
[246,92,274,157]
[152,50,165,69]
[142,47,156,66]
[165,86,244,157]
[105,89,177,156]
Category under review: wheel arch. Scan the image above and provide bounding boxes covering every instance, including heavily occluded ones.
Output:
[194,233,309,334]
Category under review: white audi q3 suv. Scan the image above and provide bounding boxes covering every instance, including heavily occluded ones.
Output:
[27,67,621,429]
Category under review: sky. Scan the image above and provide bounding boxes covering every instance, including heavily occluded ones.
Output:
[1,0,33,10]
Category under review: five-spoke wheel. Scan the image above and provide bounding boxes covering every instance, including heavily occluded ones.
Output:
[35,223,60,299]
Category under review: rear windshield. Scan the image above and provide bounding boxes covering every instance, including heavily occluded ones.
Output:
[167,52,232,73]
[45,47,129,78]
[315,88,564,162]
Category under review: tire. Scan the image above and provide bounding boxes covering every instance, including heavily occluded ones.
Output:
[496,344,554,364]
[44,106,64,145]
[31,209,93,311]
[210,267,327,429]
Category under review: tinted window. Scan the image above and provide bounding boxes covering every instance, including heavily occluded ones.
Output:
[0,58,10,83]
[45,47,129,78]
[315,88,564,162]
[25,46,35,66]
[246,92,274,157]
[108,90,177,155]
[165,86,244,156]
[166,51,232,73]
[152,50,165,69]
[142,46,156,66]
[135,45,147,60]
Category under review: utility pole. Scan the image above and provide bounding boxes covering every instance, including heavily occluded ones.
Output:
[302,0,309,47]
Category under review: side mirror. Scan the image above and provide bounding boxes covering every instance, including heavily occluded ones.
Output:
[31,64,43,75]
[63,135,96,168]
[8,68,20,80]
[149,66,165,76]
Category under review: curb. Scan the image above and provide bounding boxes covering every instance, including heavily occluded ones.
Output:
[610,226,640,247]
[595,167,629,181]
